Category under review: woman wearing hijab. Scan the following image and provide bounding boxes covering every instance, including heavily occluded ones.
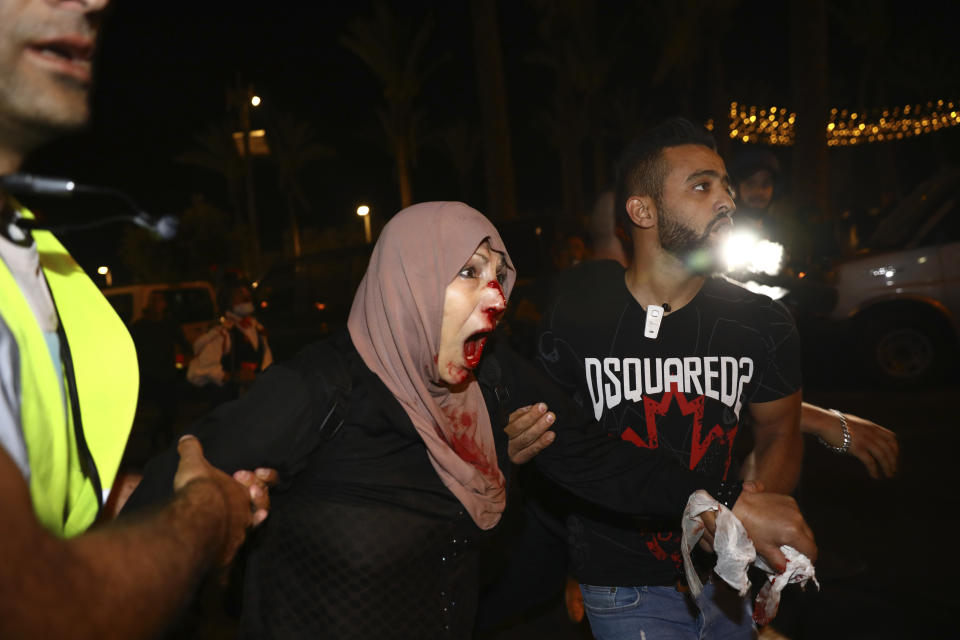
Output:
[128,202,521,637]
[125,202,814,638]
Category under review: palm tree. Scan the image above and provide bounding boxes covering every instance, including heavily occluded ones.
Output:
[470,0,517,220]
[645,0,740,159]
[527,0,630,219]
[267,111,334,258]
[340,2,441,209]
[177,119,261,275]
[177,120,246,222]
[430,119,481,203]
[789,0,831,220]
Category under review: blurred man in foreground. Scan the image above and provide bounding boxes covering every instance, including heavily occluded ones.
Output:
[0,1,272,637]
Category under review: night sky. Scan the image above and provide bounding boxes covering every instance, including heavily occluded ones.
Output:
[18,0,960,279]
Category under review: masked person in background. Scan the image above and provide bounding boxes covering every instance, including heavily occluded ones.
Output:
[188,279,273,401]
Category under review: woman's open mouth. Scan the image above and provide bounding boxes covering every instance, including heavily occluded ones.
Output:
[463,333,489,369]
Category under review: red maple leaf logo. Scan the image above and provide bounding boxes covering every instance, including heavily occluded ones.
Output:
[620,384,737,478]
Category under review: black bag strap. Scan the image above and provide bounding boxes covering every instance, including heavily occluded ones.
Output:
[477,344,509,422]
[311,332,353,442]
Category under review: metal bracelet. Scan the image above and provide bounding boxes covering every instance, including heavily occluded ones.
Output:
[817,409,851,454]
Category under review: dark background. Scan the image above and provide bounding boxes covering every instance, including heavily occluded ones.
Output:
[17,0,960,282]
[22,3,952,637]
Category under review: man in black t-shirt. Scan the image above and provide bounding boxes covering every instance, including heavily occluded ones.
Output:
[536,119,804,638]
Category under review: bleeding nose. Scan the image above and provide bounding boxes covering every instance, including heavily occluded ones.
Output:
[484,281,507,315]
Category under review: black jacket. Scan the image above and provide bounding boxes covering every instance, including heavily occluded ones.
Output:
[125,329,719,637]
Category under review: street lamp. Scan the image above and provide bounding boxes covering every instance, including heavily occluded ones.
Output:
[97,265,112,286]
[357,205,371,244]
[250,95,261,107]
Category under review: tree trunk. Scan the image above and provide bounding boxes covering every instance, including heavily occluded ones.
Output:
[560,140,584,224]
[242,134,262,275]
[708,35,730,162]
[790,0,831,220]
[470,0,517,220]
[593,137,608,195]
[287,195,302,259]
[395,134,414,209]
[238,79,262,276]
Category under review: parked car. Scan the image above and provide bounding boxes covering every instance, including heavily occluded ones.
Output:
[101,281,218,348]
[830,167,960,386]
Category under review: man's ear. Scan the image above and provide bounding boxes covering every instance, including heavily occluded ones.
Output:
[625,195,656,230]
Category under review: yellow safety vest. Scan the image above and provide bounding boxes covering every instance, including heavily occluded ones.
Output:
[0,205,138,537]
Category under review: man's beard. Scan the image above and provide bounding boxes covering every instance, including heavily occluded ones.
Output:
[657,203,731,274]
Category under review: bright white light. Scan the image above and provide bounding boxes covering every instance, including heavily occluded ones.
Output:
[250,95,261,107]
[742,281,789,300]
[97,266,109,275]
[721,229,783,276]
[356,205,370,216]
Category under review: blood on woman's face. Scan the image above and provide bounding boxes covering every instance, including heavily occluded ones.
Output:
[436,240,508,386]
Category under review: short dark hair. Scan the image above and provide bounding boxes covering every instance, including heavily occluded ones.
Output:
[614,117,717,233]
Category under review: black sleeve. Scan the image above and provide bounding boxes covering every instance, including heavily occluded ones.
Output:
[122,359,323,514]
[494,341,720,520]
[749,299,802,403]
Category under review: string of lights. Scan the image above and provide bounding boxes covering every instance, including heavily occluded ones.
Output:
[724,99,960,146]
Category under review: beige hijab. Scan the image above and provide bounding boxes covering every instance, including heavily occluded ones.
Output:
[347,202,516,530]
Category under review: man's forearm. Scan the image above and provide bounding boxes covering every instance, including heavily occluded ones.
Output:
[745,392,804,494]
[747,430,803,494]
[6,479,230,639]
[799,402,836,439]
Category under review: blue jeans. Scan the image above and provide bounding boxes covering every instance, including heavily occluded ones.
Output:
[580,580,755,639]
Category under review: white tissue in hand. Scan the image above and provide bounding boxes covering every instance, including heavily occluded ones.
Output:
[713,505,755,596]
[680,490,754,597]
[680,490,818,624]
[680,490,716,597]
[753,545,819,626]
